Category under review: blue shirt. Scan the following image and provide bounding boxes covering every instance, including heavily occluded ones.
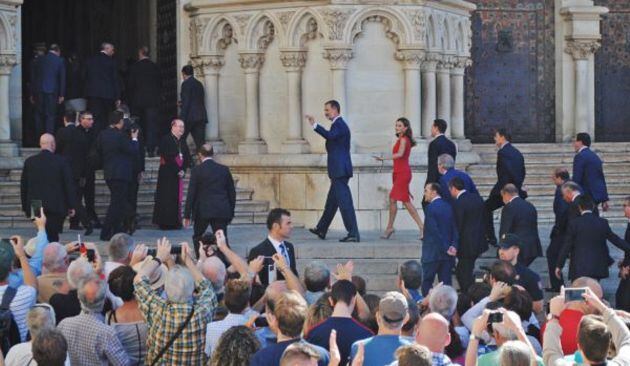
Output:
[250,339,330,366]
[9,230,48,288]
[305,317,373,365]
[407,289,424,304]
[350,335,411,366]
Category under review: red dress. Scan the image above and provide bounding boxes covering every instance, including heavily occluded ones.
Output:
[390,136,412,202]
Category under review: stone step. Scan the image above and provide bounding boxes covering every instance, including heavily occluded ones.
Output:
[474,182,630,197]
[471,172,630,185]
[477,151,630,164]
[467,163,630,176]
[471,143,630,154]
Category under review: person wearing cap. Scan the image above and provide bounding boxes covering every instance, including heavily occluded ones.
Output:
[497,233,544,314]
[498,184,542,266]
[350,292,411,366]
[0,236,38,347]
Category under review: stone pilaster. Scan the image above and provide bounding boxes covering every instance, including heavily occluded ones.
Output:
[238,52,267,155]
[421,53,439,138]
[395,49,424,140]
[323,48,353,110]
[194,55,226,152]
[450,57,470,140]
[0,55,17,157]
[436,56,453,136]
[280,51,310,153]
[565,39,601,137]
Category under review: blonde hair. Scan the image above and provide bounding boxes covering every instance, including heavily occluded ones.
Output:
[499,341,532,366]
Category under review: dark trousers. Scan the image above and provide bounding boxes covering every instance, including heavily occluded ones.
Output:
[316,177,359,238]
[68,178,91,228]
[455,257,477,291]
[70,172,98,225]
[422,259,454,296]
[87,97,115,133]
[484,193,504,245]
[45,212,65,242]
[183,120,206,151]
[132,106,160,153]
[128,179,139,216]
[616,277,630,311]
[102,179,129,239]
[34,93,58,136]
[546,234,564,290]
[193,217,230,263]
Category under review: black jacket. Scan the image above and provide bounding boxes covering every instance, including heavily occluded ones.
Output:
[247,239,298,287]
[56,124,89,180]
[21,150,76,216]
[491,143,527,198]
[425,135,457,185]
[180,76,207,124]
[127,58,161,108]
[499,197,542,264]
[452,191,487,258]
[550,184,570,239]
[184,159,236,221]
[84,52,120,100]
[96,127,139,182]
[558,212,630,280]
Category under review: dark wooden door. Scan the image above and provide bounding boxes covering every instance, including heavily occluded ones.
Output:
[464,0,555,143]
[595,0,630,141]
[157,0,178,133]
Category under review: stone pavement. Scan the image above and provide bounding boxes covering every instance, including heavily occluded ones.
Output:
[1,222,626,305]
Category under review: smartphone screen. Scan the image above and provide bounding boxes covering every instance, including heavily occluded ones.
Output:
[268,264,277,283]
[31,200,42,218]
[565,288,587,302]
[86,249,95,263]
[0,238,12,246]
[488,312,503,323]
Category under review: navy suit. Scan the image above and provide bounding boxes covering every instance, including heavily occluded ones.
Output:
[84,52,120,132]
[547,183,570,290]
[34,52,66,135]
[572,147,609,204]
[421,197,458,295]
[180,76,207,149]
[616,224,630,311]
[423,135,457,209]
[558,212,630,281]
[313,117,359,238]
[499,197,542,266]
[438,168,478,204]
[452,191,487,290]
[485,142,527,244]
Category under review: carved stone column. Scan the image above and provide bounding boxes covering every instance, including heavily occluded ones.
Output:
[238,52,267,155]
[396,50,424,139]
[450,57,469,140]
[280,50,310,153]
[436,56,453,136]
[566,40,600,137]
[323,48,353,112]
[0,55,17,157]
[196,55,226,152]
[421,54,438,138]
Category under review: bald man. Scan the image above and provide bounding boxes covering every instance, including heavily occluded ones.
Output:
[415,313,452,364]
[21,133,77,241]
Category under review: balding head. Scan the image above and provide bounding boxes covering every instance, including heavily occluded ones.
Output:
[416,313,451,353]
[572,277,603,298]
[42,242,68,273]
[198,256,226,292]
[265,281,288,311]
[40,133,55,152]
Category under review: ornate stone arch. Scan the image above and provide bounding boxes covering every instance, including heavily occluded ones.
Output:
[285,9,327,48]
[344,7,414,46]
[202,15,240,55]
[456,20,466,54]
[244,12,284,51]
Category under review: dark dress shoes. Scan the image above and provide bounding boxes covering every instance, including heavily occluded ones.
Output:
[83,224,93,236]
[339,235,360,243]
[309,228,326,240]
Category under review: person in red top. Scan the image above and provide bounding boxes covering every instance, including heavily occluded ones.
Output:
[540,276,603,355]
[375,117,424,239]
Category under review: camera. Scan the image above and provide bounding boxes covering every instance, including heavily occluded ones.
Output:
[487,312,503,324]
[147,245,182,258]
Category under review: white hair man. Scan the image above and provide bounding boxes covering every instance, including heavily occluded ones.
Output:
[48,256,95,324]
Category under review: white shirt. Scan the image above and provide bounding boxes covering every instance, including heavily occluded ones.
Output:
[456,189,467,199]
[507,195,518,204]
[204,313,250,356]
[577,146,588,154]
[267,235,290,267]
[202,157,213,163]
[312,115,341,130]
[430,196,441,203]
[571,192,581,202]
[581,210,593,216]
[5,341,71,366]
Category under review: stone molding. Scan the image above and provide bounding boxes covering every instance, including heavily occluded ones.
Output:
[280,51,307,70]
[191,55,225,76]
[395,49,425,70]
[322,48,354,70]
[239,52,265,71]
[565,39,601,60]
[0,54,16,74]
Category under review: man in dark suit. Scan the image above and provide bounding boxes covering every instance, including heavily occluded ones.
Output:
[33,43,65,136]
[306,100,360,242]
[556,195,630,282]
[96,111,139,240]
[183,143,236,254]
[180,65,207,150]
[572,132,609,212]
[484,128,527,246]
[437,153,477,204]
[547,168,570,291]
[247,208,299,288]
[76,111,100,228]
[498,184,541,266]
[55,111,92,235]
[617,196,630,311]
[448,177,486,290]
[21,134,76,242]
[421,182,458,295]
[127,46,161,156]
[84,42,120,132]
[423,119,457,209]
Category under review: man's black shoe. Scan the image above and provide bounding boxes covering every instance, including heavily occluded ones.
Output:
[339,236,360,243]
[309,228,326,240]
[92,220,102,229]
[84,224,93,236]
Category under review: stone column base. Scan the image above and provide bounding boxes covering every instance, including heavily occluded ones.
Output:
[207,139,226,154]
[0,141,19,157]
[281,139,310,154]
[238,139,268,155]
[454,138,473,152]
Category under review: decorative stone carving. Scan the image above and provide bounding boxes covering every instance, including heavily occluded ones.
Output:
[322,48,354,70]
[257,21,275,50]
[192,55,225,76]
[321,8,355,41]
[280,51,307,70]
[352,15,399,44]
[0,55,16,74]
[189,16,209,54]
[404,9,426,42]
[422,52,440,71]
[437,55,455,70]
[233,13,252,35]
[395,50,425,69]
[565,39,601,60]
[239,53,265,71]
[277,10,295,29]
[218,24,235,50]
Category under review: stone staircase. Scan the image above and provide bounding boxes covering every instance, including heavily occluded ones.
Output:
[0,148,270,229]
[464,142,630,224]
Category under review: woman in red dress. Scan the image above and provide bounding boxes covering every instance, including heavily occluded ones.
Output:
[375,117,424,239]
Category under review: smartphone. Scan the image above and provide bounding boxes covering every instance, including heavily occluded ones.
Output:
[488,312,503,324]
[565,287,587,302]
[30,200,42,218]
[147,248,157,257]
[268,264,277,283]
[86,249,96,263]
[170,246,182,255]
[0,238,12,246]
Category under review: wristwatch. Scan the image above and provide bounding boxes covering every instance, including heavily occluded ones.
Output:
[470,334,481,341]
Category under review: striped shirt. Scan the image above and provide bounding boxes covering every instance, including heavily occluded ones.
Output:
[0,285,37,342]
[204,312,249,356]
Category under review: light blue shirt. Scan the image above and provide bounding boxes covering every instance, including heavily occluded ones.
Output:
[350,335,411,366]
[9,230,48,288]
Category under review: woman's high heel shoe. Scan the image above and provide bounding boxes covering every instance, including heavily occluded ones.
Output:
[380,228,395,239]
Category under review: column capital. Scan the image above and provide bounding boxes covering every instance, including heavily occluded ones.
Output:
[192,55,225,76]
[421,52,440,72]
[239,52,265,72]
[0,55,16,74]
[323,48,354,70]
[451,57,471,75]
[395,49,425,70]
[280,51,307,72]
[565,39,601,60]
[436,55,455,72]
